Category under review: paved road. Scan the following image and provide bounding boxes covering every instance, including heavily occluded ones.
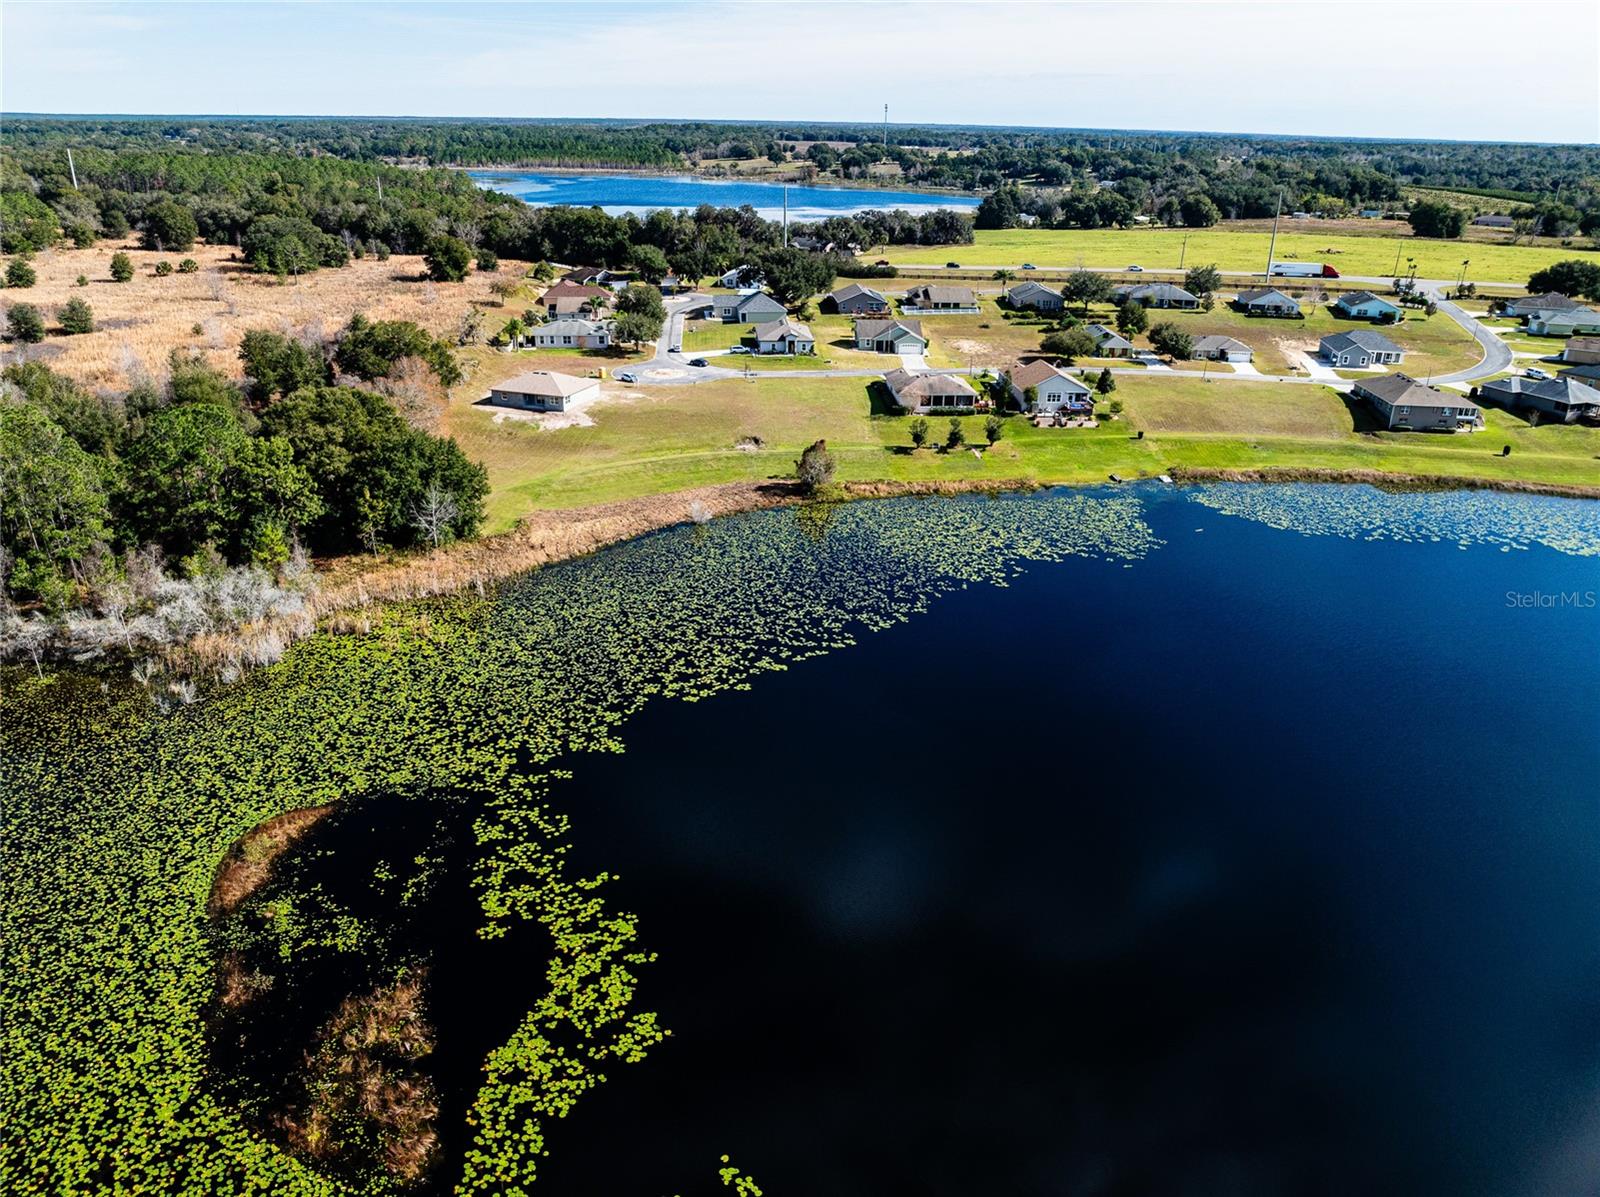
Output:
[1418,281,1513,386]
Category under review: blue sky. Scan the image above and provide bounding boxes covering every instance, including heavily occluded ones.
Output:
[3,1,1596,144]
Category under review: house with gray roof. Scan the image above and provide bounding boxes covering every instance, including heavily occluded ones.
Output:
[1497,292,1584,320]
[883,368,979,412]
[1527,307,1600,337]
[709,290,788,323]
[1190,335,1252,363]
[1235,288,1302,318]
[1354,374,1482,431]
[1479,375,1600,424]
[1084,324,1134,357]
[1333,291,1403,322]
[1320,330,1404,368]
[526,318,613,350]
[1004,281,1064,312]
[903,284,978,313]
[484,370,600,413]
[825,283,889,316]
[1561,336,1600,365]
[752,319,815,355]
[854,318,927,354]
[1112,282,1200,309]
[1472,214,1515,228]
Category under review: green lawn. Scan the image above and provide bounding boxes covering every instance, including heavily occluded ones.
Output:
[445,372,1600,530]
[876,226,1588,286]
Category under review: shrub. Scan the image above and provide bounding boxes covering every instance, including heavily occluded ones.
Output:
[68,224,97,249]
[139,200,199,252]
[475,248,499,272]
[154,261,173,277]
[984,414,1003,445]
[945,418,965,450]
[909,416,929,446]
[423,235,472,282]
[6,303,45,342]
[58,297,95,335]
[794,438,835,493]
[75,274,88,288]
[6,257,36,288]
[178,258,199,274]
[110,253,134,283]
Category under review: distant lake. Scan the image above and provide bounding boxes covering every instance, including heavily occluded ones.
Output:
[467,169,981,219]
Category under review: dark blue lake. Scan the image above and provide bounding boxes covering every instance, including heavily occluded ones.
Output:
[514,485,1600,1197]
[467,169,980,219]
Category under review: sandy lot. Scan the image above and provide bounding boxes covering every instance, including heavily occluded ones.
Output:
[2,239,524,390]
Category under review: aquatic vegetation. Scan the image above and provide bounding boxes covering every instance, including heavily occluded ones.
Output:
[1185,483,1600,557]
[0,491,1180,1194]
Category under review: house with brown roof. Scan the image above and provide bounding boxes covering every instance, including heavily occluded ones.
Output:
[903,284,978,313]
[882,368,979,412]
[1353,374,1482,431]
[541,281,614,318]
[1006,360,1094,414]
[484,370,600,413]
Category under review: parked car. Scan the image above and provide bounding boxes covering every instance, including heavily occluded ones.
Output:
[1126,265,1144,272]
[946,261,962,269]
[1524,367,1551,380]
[1021,263,1037,270]
[669,344,682,353]
[689,357,709,368]
[615,371,637,383]
[874,259,890,266]
[728,345,752,355]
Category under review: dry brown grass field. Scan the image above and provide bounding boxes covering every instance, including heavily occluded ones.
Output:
[5,238,526,390]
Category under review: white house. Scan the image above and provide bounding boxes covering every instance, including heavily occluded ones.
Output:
[1084,324,1135,357]
[484,370,600,413]
[753,319,815,355]
[1007,359,1094,414]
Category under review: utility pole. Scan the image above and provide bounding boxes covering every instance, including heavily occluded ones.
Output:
[1179,235,1188,270]
[66,148,79,190]
[1262,186,1284,281]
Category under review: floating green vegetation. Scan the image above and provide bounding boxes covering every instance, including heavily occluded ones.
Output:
[1185,483,1600,557]
[1,491,1159,1195]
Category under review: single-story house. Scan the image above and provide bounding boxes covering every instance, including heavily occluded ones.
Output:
[1007,359,1094,414]
[854,318,927,354]
[526,318,612,350]
[753,318,815,355]
[1560,363,1600,384]
[562,266,627,286]
[1084,324,1135,357]
[1320,330,1405,368]
[1472,214,1516,228]
[1527,307,1600,337]
[1113,282,1200,310]
[484,370,599,413]
[1333,290,1403,322]
[1004,281,1064,312]
[1561,336,1600,365]
[541,281,614,318]
[718,266,763,289]
[708,290,788,324]
[883,368,978,412]
[1354,374,1482,432]
[1498,292,1583,320]
[1190,335,1253,363]
[1235,288,1302,318]
[825,283,890,316]
[1479,375,1600,424]
[658,274,687,294]
[903,284,978,312]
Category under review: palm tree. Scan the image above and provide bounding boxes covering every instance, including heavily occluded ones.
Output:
[993,268,1015,284]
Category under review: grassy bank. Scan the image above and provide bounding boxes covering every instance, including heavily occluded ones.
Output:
[877,226,1587,283]
[445,373,1600,530]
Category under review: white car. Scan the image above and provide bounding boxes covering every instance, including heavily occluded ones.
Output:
[615,370,638,383]
[1523,367,1551,380]
[1126,264,1144,272]
[728,345,752,355]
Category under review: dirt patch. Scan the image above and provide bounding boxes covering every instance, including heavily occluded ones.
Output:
[208,804,334,918]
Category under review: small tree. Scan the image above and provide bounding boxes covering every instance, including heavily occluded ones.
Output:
[984,414,1003,445]
[1023,384,1038,411]
[75,275,88,288]
[794,438,835,493]
[1116,298,1147,336]
[1095,367,1116,395]
[1148,321,1193,360]
[909,416,929,447]
[1041,327,1097,362]
[178,258,199,274]
[59,297,95,335]
[154,260,173,277]
[424,235,473,282]
[945,418,965,450]
[5,257,36,288]
[1063,268,1113,315]
[6,302,44,343]
[1183,264,1222,298]
[476,248,499,272]
[109,253,134,283]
